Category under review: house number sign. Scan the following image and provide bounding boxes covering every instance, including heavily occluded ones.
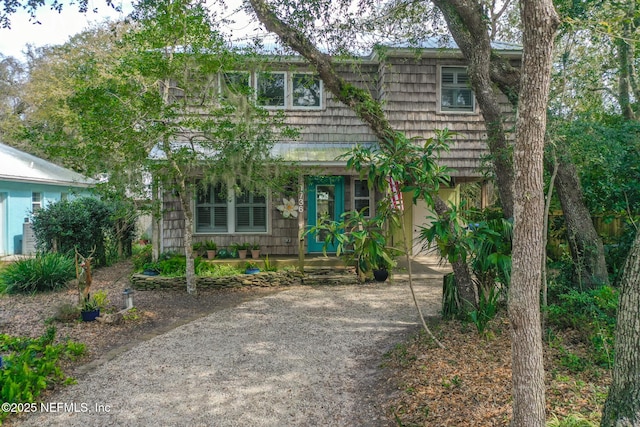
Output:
[298,185,304,213]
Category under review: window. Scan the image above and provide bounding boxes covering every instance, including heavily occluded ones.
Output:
[353,179,372,217]
[32,192,42,213]
[195,183,268,233]
[440,67,474,112]
[221,71,251,98]
[292,73,322,108]
[196,183,228,232]
[235,192,267,232]
[221,71,323,109]
[257,72,286,107]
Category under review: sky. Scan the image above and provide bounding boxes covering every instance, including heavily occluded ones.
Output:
[0,0,256,61]
[0,2,131,60]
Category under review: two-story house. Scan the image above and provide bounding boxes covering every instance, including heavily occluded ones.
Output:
[158,40,520,257]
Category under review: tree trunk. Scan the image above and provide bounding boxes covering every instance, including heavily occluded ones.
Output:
[432,0,515,219]
[553,146,610,289]
[434,196,477,310]
[509,1,559,426]
[176,182,197,295]
[600,237,640,426]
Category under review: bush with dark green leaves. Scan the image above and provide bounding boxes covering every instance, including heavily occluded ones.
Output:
[0,253,75,294]
[31,197,136,266]
[546,281,617,368]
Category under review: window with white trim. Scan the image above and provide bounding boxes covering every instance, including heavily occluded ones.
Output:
[291,73,322,108]
[353,179,372,217]
[220,71,323,110]
[235,191,267,232]
[195,183,268,233]
[440,67,474,112]
[32,192,42,213]
[196,183,228,232]
[257,72,286,108]
[221,71,252,99]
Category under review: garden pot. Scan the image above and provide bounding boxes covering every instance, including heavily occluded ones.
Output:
[206,250,217,259]
[81,309,100,322]
[237,250,248,259]
[251,249,260,259]
[373,269,389,282]
[245,267,260,275]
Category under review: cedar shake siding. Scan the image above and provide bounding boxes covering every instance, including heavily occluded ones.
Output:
[158,43,520,255]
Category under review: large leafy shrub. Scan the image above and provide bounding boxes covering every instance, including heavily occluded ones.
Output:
[31,197,136,266]
[0,253,75,294]
[546,281,617,368]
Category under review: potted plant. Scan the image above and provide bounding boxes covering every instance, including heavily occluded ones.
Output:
[244,261,260,275]
[142,262,160,276]
[204,240,217,259]
[192,241,205,258]
[250,242,261,259]
[81,290,108,322]
[307,209,397,282]
[233,242,250,259]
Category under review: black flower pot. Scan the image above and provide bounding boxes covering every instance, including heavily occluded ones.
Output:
[373,269,389,282]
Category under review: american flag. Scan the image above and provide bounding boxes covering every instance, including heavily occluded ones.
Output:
[387,176,404,212]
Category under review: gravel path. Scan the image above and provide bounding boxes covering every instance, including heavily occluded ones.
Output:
[18,279,442,427]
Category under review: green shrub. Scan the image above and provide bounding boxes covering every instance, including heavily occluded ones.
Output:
[546,283,617,368]
[31,197,136,266]
[0,253,75,294]
[197,263,244,277]
[131,244,152,271]
[0,327,85,423]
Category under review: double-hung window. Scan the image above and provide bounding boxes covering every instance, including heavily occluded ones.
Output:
[235,191,267,232]
[440,67,474,112]
[195,183,267,233]
[32,192,42,213]
[221,71,252,99]
[353,179,372,217]
[223,70,322,109]
[196,183,228,232]
[291,73,322,108]
[257,72,286,108]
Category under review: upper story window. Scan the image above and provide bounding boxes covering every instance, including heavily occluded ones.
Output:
[257,72,286,108]
[221,71,252,99]
[440,67,475,113]
[292,73,322,108]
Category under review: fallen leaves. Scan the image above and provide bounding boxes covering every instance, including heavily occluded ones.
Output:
[384,317,610,426]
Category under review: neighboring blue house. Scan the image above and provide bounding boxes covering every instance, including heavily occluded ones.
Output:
[0,142,95,256]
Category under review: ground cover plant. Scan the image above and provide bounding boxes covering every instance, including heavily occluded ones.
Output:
[0,327,86,423]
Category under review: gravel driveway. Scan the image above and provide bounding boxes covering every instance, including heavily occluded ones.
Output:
[17,278,442,427]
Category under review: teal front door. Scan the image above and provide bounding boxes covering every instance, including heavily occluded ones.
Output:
[307,176,345,253]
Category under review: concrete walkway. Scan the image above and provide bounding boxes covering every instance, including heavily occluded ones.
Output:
[17,258,446,427]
